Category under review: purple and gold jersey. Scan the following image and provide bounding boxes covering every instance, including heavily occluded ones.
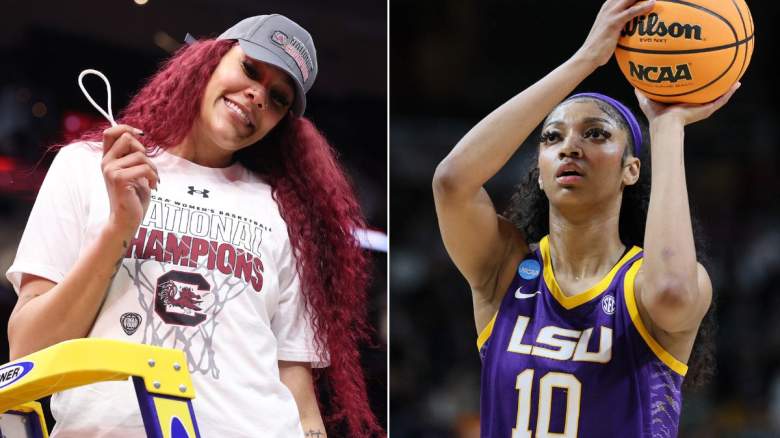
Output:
[479,236,686,438]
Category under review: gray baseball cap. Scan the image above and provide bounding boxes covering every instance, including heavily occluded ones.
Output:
[217,14,318,116]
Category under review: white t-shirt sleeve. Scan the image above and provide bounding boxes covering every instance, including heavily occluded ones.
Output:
[5,143,94,294]
[271,239,328,368]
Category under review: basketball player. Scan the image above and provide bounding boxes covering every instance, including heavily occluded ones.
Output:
[432,0,737,436]
[6,15,381,437]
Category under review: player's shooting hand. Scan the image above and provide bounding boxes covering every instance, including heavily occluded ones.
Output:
[576,0,656,68]
[635,82,740,127]
[101,124,159,237]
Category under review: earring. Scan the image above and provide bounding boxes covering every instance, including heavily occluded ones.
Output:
[538,179,544,191]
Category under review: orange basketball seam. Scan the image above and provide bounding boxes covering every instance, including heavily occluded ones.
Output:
[730,0,749,81]
[616,34,753,55]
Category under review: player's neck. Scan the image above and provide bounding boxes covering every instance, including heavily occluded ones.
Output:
[547,207,625,285]
[169,127,235,169]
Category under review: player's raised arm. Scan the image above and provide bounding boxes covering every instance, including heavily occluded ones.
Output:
[634,85,738,342]
[432,0,656,311]
[8,125,157,359]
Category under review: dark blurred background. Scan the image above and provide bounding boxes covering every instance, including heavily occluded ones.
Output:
[0,0,386,432]
[391,1,779,437]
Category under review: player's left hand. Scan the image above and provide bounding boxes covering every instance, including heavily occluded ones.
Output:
[634,82,740,126]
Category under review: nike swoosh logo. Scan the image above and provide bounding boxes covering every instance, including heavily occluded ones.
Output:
[515,289,542,299]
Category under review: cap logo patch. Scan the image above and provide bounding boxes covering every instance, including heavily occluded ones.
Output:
[270,30,314,83]
[271,30,288,46]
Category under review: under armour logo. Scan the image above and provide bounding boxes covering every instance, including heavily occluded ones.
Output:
[187,186,209,198]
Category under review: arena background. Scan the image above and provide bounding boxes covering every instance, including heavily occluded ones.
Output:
[390,1,779,436]
[0,0,387,432]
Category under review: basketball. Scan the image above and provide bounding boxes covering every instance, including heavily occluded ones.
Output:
[615,0,754,103]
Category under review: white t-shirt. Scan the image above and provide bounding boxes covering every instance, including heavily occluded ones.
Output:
[6,142,322,437]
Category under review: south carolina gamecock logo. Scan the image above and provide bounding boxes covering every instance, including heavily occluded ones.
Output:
[154,271,211,326]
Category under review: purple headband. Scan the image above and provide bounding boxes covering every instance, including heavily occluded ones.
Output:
[567,92,642,156]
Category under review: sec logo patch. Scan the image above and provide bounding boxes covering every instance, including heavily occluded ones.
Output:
[601,295,616,315]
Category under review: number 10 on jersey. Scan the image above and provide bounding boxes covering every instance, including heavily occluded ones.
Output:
[513,369,581,438]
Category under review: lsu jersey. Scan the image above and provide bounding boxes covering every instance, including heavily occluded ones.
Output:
[479,236,686,438]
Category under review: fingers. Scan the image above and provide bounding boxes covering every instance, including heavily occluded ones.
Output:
[695,82,740,119]
[634,82,740,125]
[613,0,651,8]
[109,150,155,172]
[634,87,647,104]
[101,125,154,179]
[104,150,160,189]
[101,125,159,192]
[633,88,660,113]
[617,0,656,23]
[102,125,145,159]
[104,133,145,162]
[634,87,661,107]
[105,162,159,193]
[101,140,156,177]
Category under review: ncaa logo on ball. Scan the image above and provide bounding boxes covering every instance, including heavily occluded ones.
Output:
[601,295,616,316]
[518,259,541,280]
[629,61,692,84]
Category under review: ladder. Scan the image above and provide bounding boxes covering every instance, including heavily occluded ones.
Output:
[0,339,200,437]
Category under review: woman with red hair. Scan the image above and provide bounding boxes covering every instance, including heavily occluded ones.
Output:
[5,14,382,438]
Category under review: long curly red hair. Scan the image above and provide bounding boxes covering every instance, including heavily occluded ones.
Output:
[71,39,383,436]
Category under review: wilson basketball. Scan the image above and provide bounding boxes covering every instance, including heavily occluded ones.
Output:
[615,0,754,103]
